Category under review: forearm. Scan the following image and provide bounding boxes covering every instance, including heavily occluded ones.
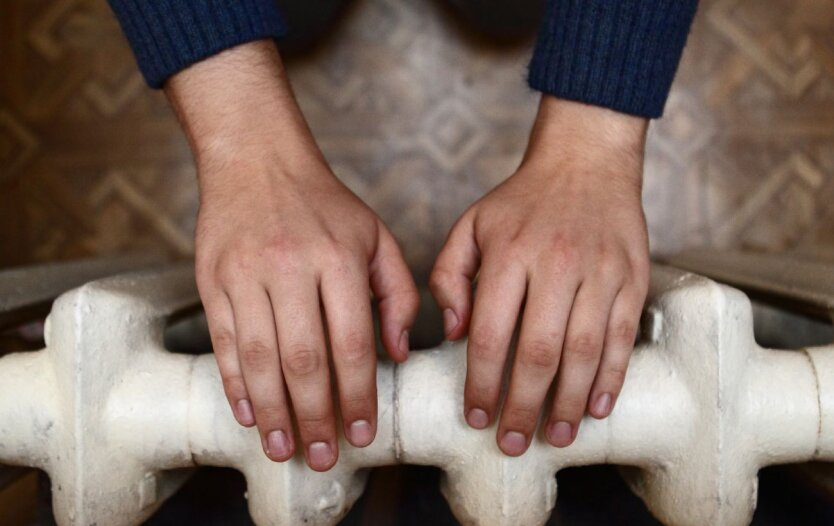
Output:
[164,40,323,174]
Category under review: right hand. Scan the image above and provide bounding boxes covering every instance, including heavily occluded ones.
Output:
[166,41,419,471]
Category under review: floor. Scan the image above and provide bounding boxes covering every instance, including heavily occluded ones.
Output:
[1,0,834,524]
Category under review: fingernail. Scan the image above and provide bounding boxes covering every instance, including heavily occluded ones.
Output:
[466,408,489,429]
[308,441,334,469]
[399,330,409,356]
[236,399,255,426]
[547,421,573,447]
[443,308,459,338]
[267,430,291,459]
[593,393,612,417]
[499,431,527,456]
[349,420,374,447]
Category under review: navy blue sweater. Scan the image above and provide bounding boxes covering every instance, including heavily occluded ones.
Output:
[108,0,697,118]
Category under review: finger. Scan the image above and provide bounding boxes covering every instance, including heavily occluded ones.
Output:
[464,254,526,430]
[321,259,378,448]
[497,271,578,456]
[370,225,420,362]
[229,283,294,462]
[430,210,479,341]
[271,274,338,472]
[588,282,647,419]
[201,285,254,427]
[546,280,618,448]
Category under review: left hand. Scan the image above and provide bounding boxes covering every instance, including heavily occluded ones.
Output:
[430,95,650,456]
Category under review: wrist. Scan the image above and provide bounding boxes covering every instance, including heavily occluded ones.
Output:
[523,95,648,178]
[165,40,323,172]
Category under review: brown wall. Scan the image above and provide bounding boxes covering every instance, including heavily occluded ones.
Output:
[1,0,833,277]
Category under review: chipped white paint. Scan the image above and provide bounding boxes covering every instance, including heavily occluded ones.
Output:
[0,264,832,525]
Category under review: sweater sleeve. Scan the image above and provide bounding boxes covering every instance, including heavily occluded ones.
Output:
[108,0,288,88]
[528,0,698,118]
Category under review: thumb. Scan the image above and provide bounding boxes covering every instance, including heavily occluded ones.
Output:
[429,211,479,341]
[370,224,420,362]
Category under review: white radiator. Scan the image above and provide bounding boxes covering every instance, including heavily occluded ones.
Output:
[0,263,832,525]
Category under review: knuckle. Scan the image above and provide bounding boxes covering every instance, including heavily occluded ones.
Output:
[387,286,420,321]
[216,255,250,283]
[553,394,587,419]
[339,330,373,354]
[609,320,637,347]
[492,249,524,274]
[519,339,559,370]
[466,379,500,407]
[341,390,376,412]
[629,254,651,283]
[239,340,276,370]
[255,404,288,425]
[604,363,628,386]
[498,241,523,263]
[283,345,323,377]
[336,338,373,368]
[333,241,356,262]
[548,232,578,256]
[296,410,332,431]
[544,245,579,274]
[214,258,235,284]
[567,333,601,363]
[261,233,294,258]
[429,267,454,293]
[399,285,421,310]
[212,330,237,354]
[321,239,352,266]
[597,252,624,278]
[195,261,217,290]
[272,253,303,277]
[503,404,540,426]
[548,231,571,248]
[221,374,247,398]
[468,330,503,364]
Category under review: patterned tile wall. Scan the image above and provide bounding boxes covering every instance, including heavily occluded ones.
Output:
[1,0,833,281]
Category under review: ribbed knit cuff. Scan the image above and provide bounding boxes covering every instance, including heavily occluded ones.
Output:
[109,0,287,88]
[528,0,698,118]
